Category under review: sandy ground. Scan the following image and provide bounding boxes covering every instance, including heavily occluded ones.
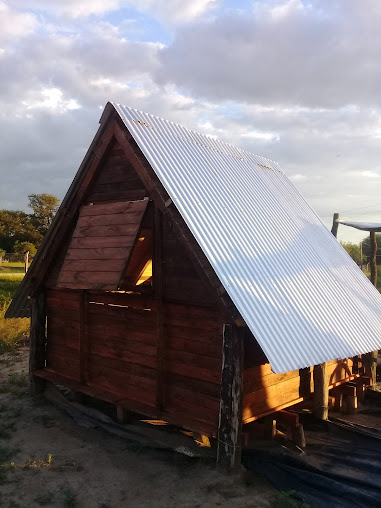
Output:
[0,347,277,508]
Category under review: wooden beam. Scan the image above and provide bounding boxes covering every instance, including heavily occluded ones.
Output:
[29,291,47,396]
[313,363,329,420]
[217,324,244,471]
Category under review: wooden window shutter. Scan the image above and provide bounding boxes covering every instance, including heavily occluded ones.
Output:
[57,199,149,290]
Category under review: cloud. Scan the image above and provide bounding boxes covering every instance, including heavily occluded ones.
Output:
[0,2,36,42]
[155,0,381,108]
[11,0,217,23]
[0,0,380,246]
[11,0,121,18]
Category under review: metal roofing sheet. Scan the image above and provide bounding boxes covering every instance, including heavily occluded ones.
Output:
[113,103,381,374]
[338,220,381,232]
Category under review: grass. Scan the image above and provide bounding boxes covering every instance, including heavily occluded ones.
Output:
[34,491,56,506]
[0,319,29,353]
[0,444,20,484]
[62,486,78,508]
[0,371,29,397]
[0,274,24,315]
[0,262,25,274]
[0,274,29,353]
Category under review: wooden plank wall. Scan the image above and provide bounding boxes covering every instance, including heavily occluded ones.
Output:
[162,216,217,306]
[163,302,222,436]
[242,329,360,423]
[45,288,222,435]
[86,292,158,412]
[46,289,81,381]
[85,140,147,203]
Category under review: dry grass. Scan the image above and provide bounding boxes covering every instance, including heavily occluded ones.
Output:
[0,319,29,354]
[0,274,29,353]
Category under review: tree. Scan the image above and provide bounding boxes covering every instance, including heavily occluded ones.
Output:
[0,248,5,266]
[361,233,381,264]
[28,193,60,236]
[14,241,37,258]
[0,210,41,252]
[341,242,363,265]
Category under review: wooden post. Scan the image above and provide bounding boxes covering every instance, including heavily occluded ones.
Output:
[29,291,46,396]
[217,324,244,472]
[367,232,378,388]
[331,213,339,238]
[370,231,377,287]
[24,250,29,274]
[364,350,378,387]
[313,363,329,420]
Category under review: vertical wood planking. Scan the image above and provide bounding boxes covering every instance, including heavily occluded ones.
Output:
[313,363,329,420]
[79,290,88,384]
[154,205,165,411]
[29,292,47,395]
[217,324,244,471]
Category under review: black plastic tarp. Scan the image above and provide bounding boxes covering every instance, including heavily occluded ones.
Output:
[243,419,381,508]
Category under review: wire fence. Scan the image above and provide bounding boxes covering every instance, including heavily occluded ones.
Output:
[1,253,30,263]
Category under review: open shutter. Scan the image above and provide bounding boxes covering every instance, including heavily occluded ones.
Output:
[57,199,148,290]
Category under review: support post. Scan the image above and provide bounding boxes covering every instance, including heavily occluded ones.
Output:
[217,324,244,472]
[24,250,29,274]
[367,232,378,388]
[370,231,377,287]
[364,351,378,388]
[29,291,46,396]
[331,213,339,238]
[313,363,329,420]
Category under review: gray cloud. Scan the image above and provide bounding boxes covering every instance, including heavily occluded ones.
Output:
[156,0,381,108]
[0,0,380,244]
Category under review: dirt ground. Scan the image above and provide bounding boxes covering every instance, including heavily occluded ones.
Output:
[0,347,277,508]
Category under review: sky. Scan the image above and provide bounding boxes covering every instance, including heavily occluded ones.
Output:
[0,0,380,244]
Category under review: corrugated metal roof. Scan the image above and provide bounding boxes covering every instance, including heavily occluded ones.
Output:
[113,103,381,374]
[338,220,381,232]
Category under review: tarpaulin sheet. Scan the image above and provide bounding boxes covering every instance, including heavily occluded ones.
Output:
[243,420,381,508]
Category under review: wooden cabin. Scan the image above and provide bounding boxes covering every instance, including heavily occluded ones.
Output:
[7,103,381,470]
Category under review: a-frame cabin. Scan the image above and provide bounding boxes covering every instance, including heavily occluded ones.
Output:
[7,103,381,470]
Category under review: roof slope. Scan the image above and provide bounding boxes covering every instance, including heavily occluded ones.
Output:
[113,103,381,374]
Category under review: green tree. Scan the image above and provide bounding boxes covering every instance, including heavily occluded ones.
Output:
[341,242,363,265]
[0,248,5,266]
[14,241,37,258]
[361,233,381,265]
[28,193,60,236]
[0,210,41,252]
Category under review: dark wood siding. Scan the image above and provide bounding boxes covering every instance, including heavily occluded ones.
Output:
[162,216,217,306]
[85,141,147,203]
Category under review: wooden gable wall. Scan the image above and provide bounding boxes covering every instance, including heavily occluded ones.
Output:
[45,137,149,288]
